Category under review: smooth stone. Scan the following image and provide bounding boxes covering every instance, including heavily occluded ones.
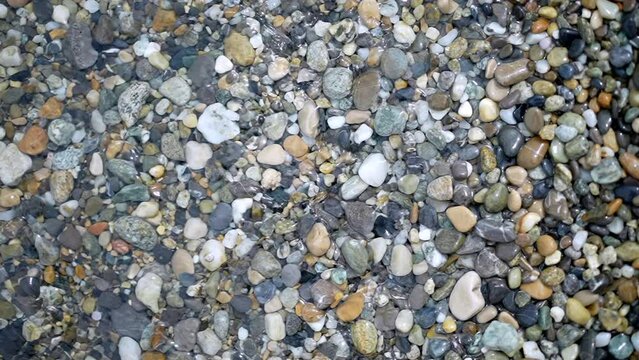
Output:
[479,98,500,122]
[352,71,380,110]
[358,153,389,187]
[306,223,331,256]
[427,175,453,201]
[341,239,369,275]
[197,329,222,355]
[159,76,191,106]
[435,228,466,254]
[0,45,23,67]
[395,309,414,333]
[199,240,227,271]
[499,126,525,157]
[609,334,633,359]
[224,32,255,66]
[251,250,281,278]
[307,40,329,72]
[118,82,151,127]
[520,279,553,300]
[494,59,534,86]
[257,144,287,166]
[171,248,195,276]
[336,293,364,322]
[380,48,408,80]
[185,141,213,170]
[197,103,240,144]
[390,245,412,276]
[484,183,509,212]
[398,174,419,195]
[449,271,485,321]
[215,55,233,74]
[517,137,549,169]
[352,320,378,355]
[482,321,523,355]
[118,337,142,360]
[114,216,158,251]
[474,219,516,242]
[298,100,319,138]
[340,175,369,200]
[135,272,162,313]
[374,105,408,136]
[565,298,591,326]
[323,67,353,99]
[265,313,286,341]
[0,144,32,185]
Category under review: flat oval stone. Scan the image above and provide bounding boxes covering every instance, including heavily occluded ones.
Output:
[352,70,380,110]
[449,271,485,320]
[517,137,549,169]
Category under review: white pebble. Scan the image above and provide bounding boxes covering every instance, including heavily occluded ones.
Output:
[183,217,208,240]
[583,109,597,128]
[264,313,286,341]
[522,341,545,360]
[535,60,550,74]
[52,5,70,24]
[135,272,162,313]
[232,198,253,224]
[437,29,458,46]
[358,153,389,187]
[327,116,346,129]
[572,230,588,251]
[118,337,142,360]
[352,124,373,144]
[550,306,565,322]
[83,0,100,13]
[393,22,416,44]
[458,101,473,117]
[395,309,414,333]
[215,55,234,74]
[595,332,611,347]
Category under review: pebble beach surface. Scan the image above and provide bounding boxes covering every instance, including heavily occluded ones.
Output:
[0,0,638,359]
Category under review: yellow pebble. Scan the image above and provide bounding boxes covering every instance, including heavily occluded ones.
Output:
[182,113,198,128]
[442,316,457,333]
[538,6,558,19]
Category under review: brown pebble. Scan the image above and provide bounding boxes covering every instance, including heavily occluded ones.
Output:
[536,235,558,257]
[152,8,177,32]
[517,137,549,169]
[520,279,553,300]
[336,293,365,322]
[18,126,49,155]
[40,97,63,119]
[619,152,639,180]
[283,135,309,157]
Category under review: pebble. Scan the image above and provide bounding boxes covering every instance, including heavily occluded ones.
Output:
[390,245,412,276]
[0,144,31,185]
[449,271,485,320]
[197,103,240,144]
[135,272,162,313]
[352,320,377,355]
[358,153,389,187]
[0,1,637,359]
